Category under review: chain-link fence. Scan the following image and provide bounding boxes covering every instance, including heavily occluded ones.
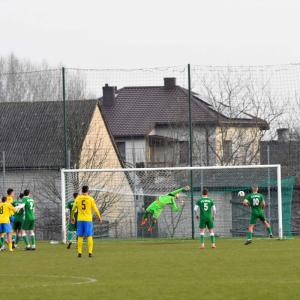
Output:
[0,63,300,240]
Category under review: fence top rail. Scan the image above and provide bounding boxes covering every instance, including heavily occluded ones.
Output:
[61,164,281,173]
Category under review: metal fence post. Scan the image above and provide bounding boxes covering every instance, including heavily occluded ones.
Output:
[133,144,137,238]
[62,67,68,169]
[267,145,271,224]
[2,151,5,194]
[188,64,195,239]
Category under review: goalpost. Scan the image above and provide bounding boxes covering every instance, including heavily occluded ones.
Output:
[61,164,290,243]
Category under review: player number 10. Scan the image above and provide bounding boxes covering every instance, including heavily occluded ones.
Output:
[253,198,259,206]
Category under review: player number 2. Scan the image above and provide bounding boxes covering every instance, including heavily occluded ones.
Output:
[204,203,208,211]
[253,198,259,206]
[82,200,86,210]
[30,202,34,210]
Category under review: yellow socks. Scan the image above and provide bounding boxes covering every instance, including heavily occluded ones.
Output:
[9,243,12,250]
[87,236,93,254]
[78,236,83,254]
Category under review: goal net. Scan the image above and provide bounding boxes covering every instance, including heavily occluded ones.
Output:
[61,165,293,243]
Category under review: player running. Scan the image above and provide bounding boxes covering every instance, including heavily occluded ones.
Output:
[11,193,25,248]
[194,188,216,249]
[21,190,36,251]
[66,192,79,249]
[71,186,102,258]
[243,185,273,245]
[141,186,189,232]
[0,196,24,251]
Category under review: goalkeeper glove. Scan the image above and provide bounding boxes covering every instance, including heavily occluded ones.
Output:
[184,186,190,191]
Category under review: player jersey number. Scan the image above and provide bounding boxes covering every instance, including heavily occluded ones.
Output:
[82,200,86,210]
[204,203,208,211]
[30,202,34,210]
[253,198,260,206]
[0,206,3,214]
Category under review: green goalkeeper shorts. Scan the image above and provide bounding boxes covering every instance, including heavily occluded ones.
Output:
[199,219,214,229]
[250,211,266,224]
[146,201,163,219]
[13,219,23,231]
[22,220,35,231]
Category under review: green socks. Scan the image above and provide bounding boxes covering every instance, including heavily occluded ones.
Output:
[150,221,156,227]
[210,234,215,244]
[12,234,16,241]
[143,214,148,220]
[267,227,272,234]
[0,237,4,244]
[200,234,204,244]
[23,235,30,246]
[248,232,252,240]
[68,232,73,242]
[0,239,3,247]
[16,235,20,245]
[31,234,35,245]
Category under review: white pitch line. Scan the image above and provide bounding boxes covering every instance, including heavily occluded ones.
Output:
[0,274,97,288]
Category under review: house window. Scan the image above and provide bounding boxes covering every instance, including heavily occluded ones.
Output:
[116,142,126,162]
[180,142,189,164]
[224,140,232,163]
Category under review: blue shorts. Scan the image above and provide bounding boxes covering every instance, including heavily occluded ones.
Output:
[77,221,93,237]
[9,216,14,226]
[0,223,12,234]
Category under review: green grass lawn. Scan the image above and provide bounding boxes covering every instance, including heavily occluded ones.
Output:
[1,237,300,300]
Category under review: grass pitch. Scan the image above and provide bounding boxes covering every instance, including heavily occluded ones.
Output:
[1,237,300,300]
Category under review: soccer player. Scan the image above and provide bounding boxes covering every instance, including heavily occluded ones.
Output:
[194,188,216,249]
[71,186,102,258]
[0,196,24,251]
[1,188,15,246]
[21,190,36,251]
[243,185,273,245]
[11,193,25,248]
[66,192,79,249]
[141,186,189,232]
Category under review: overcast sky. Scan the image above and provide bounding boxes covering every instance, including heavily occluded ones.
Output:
[1,0,300,69]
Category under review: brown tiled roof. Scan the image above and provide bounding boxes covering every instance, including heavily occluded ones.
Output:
[0,100,125,169]
[99,85,269,137]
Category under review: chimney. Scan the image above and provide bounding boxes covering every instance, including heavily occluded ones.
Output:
[277,128,289,142]
[103,84,115,107]
[164,77,176,89]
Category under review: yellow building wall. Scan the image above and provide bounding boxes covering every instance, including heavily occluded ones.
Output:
[215,126,261,165]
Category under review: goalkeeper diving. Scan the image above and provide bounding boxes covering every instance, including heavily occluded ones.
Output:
[141,186,190,232]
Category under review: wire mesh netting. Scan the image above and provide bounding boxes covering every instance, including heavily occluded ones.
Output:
[0,63,300,240]
[62,167,293,242]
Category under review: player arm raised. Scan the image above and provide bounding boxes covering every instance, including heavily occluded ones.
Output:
[91,201,102,224]
[169,186,190,196]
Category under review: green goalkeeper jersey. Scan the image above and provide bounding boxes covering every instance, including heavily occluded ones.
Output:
[12,201,24,220]
[158,188,185,211]
[22,197,35,220]
[67,200,78,221]
[196,197,215,221]
[245,193,264,213]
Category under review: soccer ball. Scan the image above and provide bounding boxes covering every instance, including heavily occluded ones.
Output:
[238,191,245,197]
[180,201,185,207]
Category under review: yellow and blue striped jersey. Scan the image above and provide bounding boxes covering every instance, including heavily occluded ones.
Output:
[71,195,101,222]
